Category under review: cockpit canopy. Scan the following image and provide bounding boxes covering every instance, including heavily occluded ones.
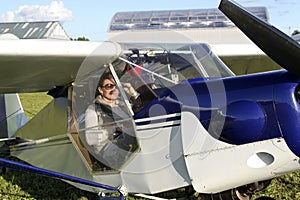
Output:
[71,42,234,172]
[74,42,234,115]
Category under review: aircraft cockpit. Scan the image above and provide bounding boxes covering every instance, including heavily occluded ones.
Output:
[69,42,234,173]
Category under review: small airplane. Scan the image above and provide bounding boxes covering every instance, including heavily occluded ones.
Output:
[0,0,300,199]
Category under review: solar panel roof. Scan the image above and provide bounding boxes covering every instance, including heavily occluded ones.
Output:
[109,7,268,31]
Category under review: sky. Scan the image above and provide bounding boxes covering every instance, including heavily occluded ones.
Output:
[0,0,299,41]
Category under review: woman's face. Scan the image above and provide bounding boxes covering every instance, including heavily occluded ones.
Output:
[98,78,119,101]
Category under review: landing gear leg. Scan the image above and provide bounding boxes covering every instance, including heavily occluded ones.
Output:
[185,186,195,199]
[236,189,251,200]
[197,180,272,200]
[236,180,272,198]
[198,189,248,200]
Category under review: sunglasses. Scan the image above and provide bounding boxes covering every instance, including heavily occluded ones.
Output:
[101,83,116,90]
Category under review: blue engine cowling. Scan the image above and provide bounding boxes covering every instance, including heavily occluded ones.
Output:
[208,100,266,144]
[273,72,300,157]
[135,70,300,157]
[205,70,300,156]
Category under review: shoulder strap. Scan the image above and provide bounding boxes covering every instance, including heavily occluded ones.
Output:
[95,102,130,124]
[95,103,114,124]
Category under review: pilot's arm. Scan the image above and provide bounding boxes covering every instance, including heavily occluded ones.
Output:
[122,83,144,113]
[122,83,139,99]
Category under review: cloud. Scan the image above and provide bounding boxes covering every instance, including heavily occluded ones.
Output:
[0,1,72,22]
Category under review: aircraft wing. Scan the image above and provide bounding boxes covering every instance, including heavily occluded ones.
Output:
[0,40,122,93]
[219,0,300,76]
[212,43,281,75]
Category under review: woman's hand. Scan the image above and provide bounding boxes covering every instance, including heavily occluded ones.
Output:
[122,83,139,98]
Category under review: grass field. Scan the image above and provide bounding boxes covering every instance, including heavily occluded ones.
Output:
[0,92,300,199]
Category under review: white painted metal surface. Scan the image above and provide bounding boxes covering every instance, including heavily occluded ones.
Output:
[181,111,300,193]
[120,114,190,194]
[5,94,28,137]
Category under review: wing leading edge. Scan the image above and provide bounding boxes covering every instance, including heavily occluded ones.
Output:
[0,40,122,93]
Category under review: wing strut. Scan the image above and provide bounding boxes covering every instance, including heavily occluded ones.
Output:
[0,158,126,200]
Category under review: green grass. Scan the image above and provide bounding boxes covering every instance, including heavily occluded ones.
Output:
[252,171,300,199]
[0,93,300,199]
[19,93,53,119]
[0,166,99,200]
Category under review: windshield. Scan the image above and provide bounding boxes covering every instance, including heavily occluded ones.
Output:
[117,43,234,88]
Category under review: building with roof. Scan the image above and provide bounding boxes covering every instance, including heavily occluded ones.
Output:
[292,34,300,42]
[0,21,70,40]
[108,7,268,45]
